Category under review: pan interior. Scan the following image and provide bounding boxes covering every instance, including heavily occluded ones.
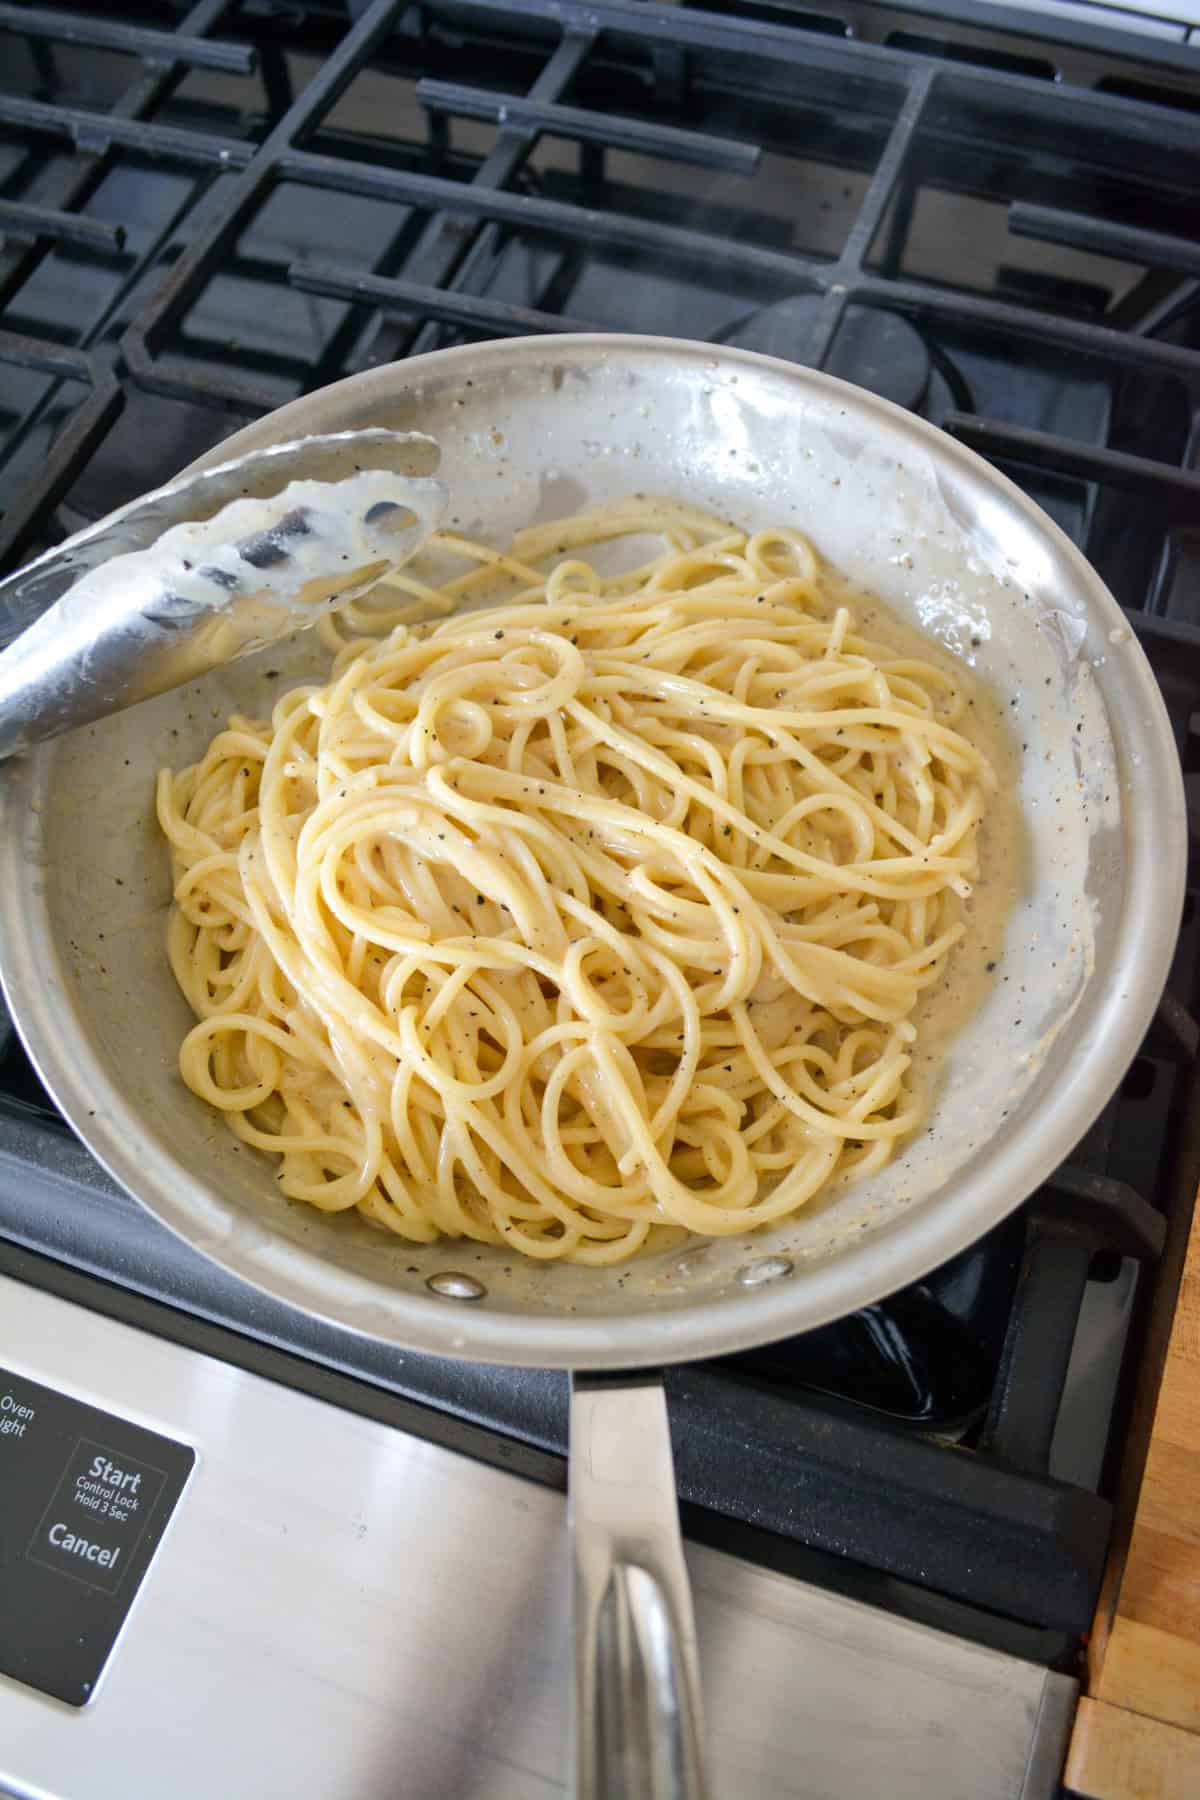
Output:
[0,338,1180,1365]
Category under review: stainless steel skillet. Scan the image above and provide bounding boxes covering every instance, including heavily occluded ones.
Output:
[0,336,1184,1797]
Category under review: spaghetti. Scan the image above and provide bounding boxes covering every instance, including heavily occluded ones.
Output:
[157,498,994,1264]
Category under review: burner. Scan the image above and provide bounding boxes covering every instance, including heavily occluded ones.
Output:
[718,297,933,412]
[731,1216,1025,1431]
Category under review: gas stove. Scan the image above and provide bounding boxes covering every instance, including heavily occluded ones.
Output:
[1,2,1198,1795]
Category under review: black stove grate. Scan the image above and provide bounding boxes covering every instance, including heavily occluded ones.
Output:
[1,0,1199,1650]
[1,0,1199,561]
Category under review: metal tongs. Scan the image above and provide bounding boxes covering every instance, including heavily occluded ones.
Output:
[0,428,446,760]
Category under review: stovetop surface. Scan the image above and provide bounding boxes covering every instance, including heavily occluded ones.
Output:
[1,0,1199,1656]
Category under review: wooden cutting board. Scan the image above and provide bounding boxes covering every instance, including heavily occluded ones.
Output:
[1065,1169,1200,1800]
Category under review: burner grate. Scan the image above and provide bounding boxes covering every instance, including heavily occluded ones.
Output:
[0,2,1195,615]
[0,8,1196,484]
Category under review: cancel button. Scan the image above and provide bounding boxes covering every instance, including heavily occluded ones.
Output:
[31,1510,130,1594]
[28,1437,166,1595]
[46,1523,122,1570]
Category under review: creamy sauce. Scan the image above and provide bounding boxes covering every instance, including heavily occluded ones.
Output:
[820,566,1025,1148]
[788,537,1095,1245]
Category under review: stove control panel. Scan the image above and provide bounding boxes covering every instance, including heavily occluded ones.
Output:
[0,1367,194,1705]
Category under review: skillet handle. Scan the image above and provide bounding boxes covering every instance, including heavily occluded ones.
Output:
[569,1373,708,1800]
